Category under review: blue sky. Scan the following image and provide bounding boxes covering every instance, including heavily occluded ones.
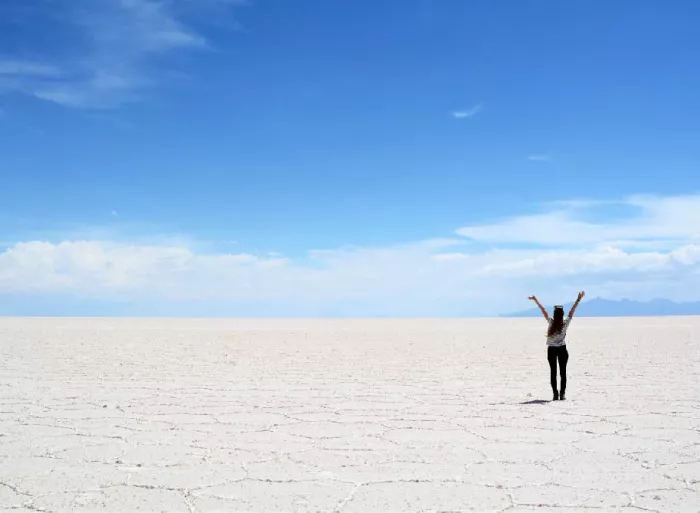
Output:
[1,0,699,316]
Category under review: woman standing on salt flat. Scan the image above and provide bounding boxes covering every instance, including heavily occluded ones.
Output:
[527,291,585,401]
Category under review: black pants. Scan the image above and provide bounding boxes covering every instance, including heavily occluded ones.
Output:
[547,345,569,393]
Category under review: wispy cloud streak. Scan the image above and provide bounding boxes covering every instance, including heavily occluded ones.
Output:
[451,104,482,119]
[0,0,244,109]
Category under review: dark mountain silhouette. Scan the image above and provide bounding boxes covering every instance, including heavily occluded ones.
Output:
[502,297,700,317]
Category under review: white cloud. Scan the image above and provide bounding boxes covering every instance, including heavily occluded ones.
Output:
[2,193,700,316]
[456,193,700,249]
[472,245,700,278]
[0,0,243,108]
[527,153,551,161]
[0,241,271,298]
[84,0,207,53]
[451,104,482,119]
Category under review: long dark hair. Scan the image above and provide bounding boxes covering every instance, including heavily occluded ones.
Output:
[547,306,565,337]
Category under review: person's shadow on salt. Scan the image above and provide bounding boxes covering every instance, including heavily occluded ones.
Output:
[520,399,551,404]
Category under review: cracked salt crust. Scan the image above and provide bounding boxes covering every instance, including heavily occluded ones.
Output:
[0,317,699,512]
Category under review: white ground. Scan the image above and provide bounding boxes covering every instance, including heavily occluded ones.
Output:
[1,317,699,513]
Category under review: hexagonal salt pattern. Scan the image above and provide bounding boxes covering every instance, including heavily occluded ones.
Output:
[0,317,698,512]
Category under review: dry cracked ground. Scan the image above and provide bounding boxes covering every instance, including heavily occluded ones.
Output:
[1,317,699,512]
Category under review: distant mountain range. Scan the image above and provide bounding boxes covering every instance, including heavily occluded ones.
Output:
[502,297,700,317]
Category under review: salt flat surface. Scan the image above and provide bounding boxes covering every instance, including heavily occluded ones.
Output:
[1,317,699,513]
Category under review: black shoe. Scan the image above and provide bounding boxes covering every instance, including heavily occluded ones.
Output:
[560,392,566,400]
[553,391,559,401]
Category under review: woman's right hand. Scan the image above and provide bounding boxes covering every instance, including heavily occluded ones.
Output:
[528,295,537,301]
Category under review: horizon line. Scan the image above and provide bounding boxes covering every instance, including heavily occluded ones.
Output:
[3,314,700,320]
